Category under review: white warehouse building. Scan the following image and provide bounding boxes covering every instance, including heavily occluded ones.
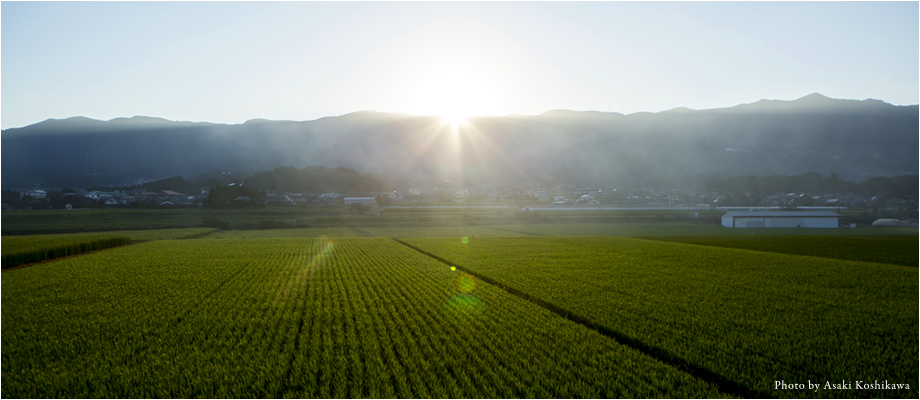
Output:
[343,197,377,206]
[721,211,839,228]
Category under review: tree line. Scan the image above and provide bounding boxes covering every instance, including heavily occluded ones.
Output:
[705,173,918,198]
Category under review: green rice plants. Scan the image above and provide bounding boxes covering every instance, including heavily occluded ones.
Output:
[87,227,220,242]
[2,238,725,398]
[644,234,919,267]
[1,234,130,268]
[405,236,919,398]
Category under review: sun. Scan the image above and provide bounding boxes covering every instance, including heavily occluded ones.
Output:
[406,64,504,124]
[441,112,467,126]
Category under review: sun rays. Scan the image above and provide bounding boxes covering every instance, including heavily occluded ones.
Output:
[393,112,547,189]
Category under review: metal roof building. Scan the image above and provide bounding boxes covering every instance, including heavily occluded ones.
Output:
[721,211,839,228]
[343,197,377,206]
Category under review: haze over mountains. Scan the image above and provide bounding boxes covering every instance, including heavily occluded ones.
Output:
[3,93,917,190]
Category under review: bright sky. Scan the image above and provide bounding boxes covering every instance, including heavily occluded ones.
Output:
[2,1,918,129]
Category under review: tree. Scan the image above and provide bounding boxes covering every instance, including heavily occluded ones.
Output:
[348,203,371,215]
[206,185,266,209]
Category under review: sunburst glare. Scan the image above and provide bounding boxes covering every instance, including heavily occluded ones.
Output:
[406,64,505,124]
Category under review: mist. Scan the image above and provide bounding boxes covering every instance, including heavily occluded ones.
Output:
[2,94,916,190]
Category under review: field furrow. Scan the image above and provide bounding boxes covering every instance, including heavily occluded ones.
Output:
[4,237,740,398]
[403,236,919,398]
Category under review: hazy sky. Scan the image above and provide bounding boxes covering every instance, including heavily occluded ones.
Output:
[2,1,918,129]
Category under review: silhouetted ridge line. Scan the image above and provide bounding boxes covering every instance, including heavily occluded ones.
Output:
[4,93,916,190]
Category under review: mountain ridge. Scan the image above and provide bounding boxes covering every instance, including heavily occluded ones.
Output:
[3,94,917,189]
[7,93,910,132]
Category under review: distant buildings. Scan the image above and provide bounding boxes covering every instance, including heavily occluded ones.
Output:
[20,189,46,200]
[871,219,919,227]
[344,197,377,206]
[5,176,914,214]
[720,211,839,228]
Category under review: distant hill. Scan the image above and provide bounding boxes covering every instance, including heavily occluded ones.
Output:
[2,94,917,189]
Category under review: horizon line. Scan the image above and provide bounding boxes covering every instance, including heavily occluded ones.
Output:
[4,93,915,130]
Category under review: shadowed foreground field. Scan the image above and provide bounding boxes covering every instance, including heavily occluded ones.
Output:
[644,234,918,267]
[1,234,131,269]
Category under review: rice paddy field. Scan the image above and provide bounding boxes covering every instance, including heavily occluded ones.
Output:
[360,226,525,238]
[2,216,917,398]
[1,234,131,269]
[3,238,724,398]
[72,227,219,242]
[200,226,360,239]
[644,234,918,267]
[402,236,918,398]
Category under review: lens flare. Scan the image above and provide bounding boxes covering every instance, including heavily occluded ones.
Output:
[444,294,483,314]
[276,236,334,302]
[461,237,469,244]
[445,272,482,315]
[456,273,476,294]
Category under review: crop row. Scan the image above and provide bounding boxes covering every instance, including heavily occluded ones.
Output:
[200,226,358,239]
[76,227,220,242]
[403,236,919,398]
[2,238,724,398]
[644,234,919,267]
[1,234,130,269]
[1,240,255,397]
